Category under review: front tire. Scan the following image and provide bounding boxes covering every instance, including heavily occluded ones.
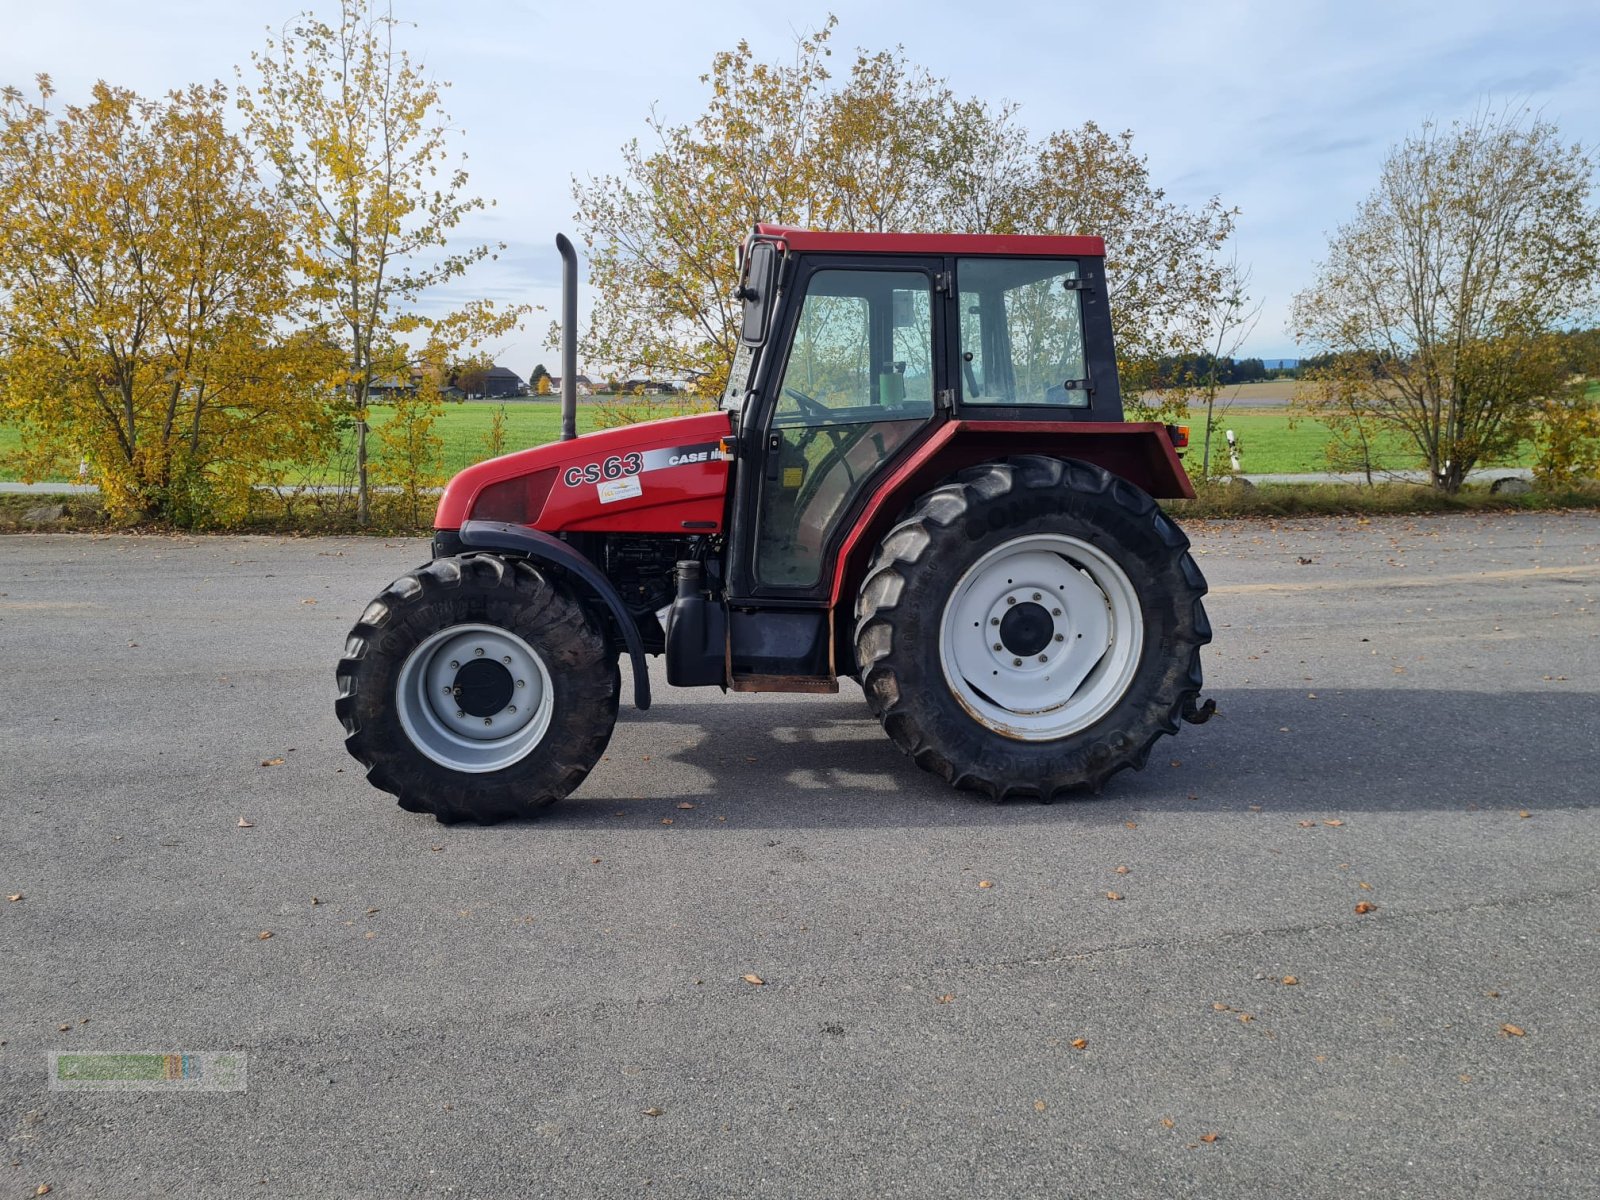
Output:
[854,456,1210,800]
[336,554,619,823]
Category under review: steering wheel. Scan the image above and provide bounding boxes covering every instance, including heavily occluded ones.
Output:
[783,387,833,423]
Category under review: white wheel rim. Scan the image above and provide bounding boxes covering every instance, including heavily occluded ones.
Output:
[939,534,1143,741]
[394,623,555,772]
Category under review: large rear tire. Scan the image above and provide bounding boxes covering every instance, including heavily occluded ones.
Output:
[336,554,618,823]
[854,456,1210,800]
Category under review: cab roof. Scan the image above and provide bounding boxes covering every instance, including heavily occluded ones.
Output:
[756,224,1105,259]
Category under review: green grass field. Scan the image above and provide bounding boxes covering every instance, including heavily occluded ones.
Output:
[0,397,1542,483]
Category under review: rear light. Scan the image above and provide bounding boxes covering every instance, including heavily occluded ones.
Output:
[1166,423,1190,450]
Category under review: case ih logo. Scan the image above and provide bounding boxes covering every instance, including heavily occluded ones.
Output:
[560,442,732,489]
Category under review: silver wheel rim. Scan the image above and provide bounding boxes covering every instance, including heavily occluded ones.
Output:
[939,533,1143,741]
[394,623,555,773]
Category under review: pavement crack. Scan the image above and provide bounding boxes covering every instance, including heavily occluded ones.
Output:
[952,882,1600,974]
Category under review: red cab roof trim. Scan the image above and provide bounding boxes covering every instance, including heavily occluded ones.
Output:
[756,224,1105,259]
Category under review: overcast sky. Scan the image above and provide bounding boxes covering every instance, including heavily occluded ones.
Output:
[7,0,1599,372]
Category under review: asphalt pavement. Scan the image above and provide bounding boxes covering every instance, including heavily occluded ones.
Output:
[2,513,1597,1199]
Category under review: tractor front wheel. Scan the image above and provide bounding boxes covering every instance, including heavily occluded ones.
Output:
[336,554,618,822]
[854,456,1210,800]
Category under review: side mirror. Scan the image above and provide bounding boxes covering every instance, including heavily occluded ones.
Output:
[739,241,777,346]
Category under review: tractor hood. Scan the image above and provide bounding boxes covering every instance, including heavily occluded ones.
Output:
[434,409,735,535]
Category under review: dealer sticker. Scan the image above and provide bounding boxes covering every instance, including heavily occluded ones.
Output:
[597,475,643,505]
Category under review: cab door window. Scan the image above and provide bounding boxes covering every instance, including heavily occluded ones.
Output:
[757,268,935,588]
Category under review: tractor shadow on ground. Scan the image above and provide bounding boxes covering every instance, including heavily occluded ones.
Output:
[524,685,1599,832]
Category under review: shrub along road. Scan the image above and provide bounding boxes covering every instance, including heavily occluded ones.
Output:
[1,513,1596,1198]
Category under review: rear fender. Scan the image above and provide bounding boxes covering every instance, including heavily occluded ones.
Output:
[455,520,651,711]
[830,419,1193,609]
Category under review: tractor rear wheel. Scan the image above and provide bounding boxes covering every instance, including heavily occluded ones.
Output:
[336,554,618,823]
[854,456,1210,800]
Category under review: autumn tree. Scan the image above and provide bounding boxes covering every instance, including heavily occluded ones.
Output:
[571,19,1236,411]
[1294,111,1600,491]
[241,0,525,523]
[451,353,493,398]
[0,78,335,523]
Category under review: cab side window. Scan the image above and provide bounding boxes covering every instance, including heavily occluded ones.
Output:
[958,258,1088,407]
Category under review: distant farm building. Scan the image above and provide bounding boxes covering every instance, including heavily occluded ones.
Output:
[481,366,526,398]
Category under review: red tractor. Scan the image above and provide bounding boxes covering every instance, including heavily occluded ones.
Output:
[337,226,1214,822]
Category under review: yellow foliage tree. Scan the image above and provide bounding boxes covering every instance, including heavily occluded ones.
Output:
[240,0,526,523]
[0,78,335,523]
[1294,111,1600,492]
[571,18,1236,414]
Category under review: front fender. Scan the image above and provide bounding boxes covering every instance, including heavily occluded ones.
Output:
[453,520,651,711]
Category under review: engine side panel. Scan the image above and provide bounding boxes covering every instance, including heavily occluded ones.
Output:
[435,410,734,534]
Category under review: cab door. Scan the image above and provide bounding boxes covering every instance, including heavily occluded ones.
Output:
[730,256,945,600]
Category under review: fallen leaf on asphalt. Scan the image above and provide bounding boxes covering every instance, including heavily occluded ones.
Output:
[260,758,284,767]
[1114,865,1130,875]
[430,845,443,852]
[1212,1002,1229,1011]
[6,893,21,902]
[36,1186,51,1196]
[1485,990,1501,998]
[57,1025,70,1032]
[1034,1100,1047,1112]
[1070,1038,1088,1050]
[1124,822,1138,830]
[1161,1117,1176,1129]
[1358,881,1373,890]
[936,994,955,1004]
[1459,1074,1472,1083]
[1501,1024,1526,1038]
[1169,759,1181,767]
[977,880,994,888]
[590,857,601,864]
[1518,810,1532,819]
[365,907,379,916]
[236,817,253,828]
[310,897,320,906]
[1200,1132,1220,1144]
[1323,819,1344,827]
[1237,1013,1254,1023]
[1298,820,1317,828]
[660,818,673,825]
[1281,976,1299,986]
[364,932,376,940]
[676,802,695,810]
[742,974,765,986]
[642,1107,664,1117]
[1106,891,1123,901]
[258,931,273,940]
[1354,901,1376,914]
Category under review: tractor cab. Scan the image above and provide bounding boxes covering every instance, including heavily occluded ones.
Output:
[339,227,1211,824]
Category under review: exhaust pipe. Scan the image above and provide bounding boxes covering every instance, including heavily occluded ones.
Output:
[556,233,579,442]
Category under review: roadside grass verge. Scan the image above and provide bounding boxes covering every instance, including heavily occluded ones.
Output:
[7,478,1598,537]
[0,400,1557,483]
